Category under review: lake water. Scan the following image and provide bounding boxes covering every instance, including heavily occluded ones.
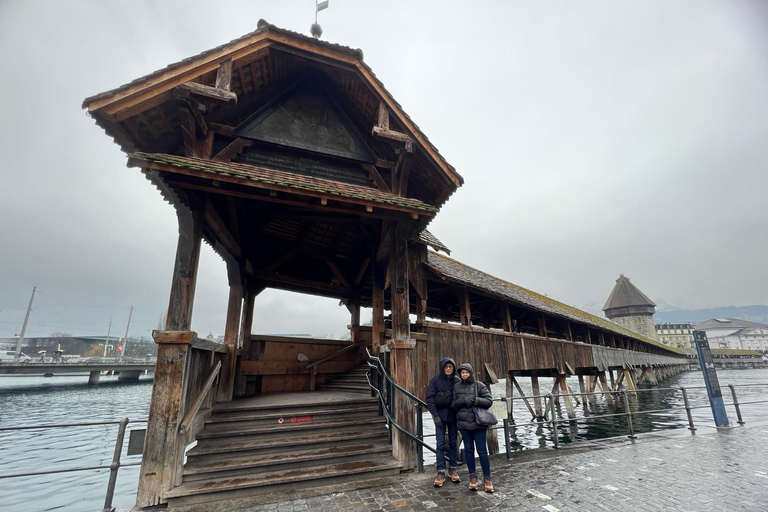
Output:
[1,368,766,511]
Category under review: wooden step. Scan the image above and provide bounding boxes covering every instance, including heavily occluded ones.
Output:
[166,460,403,508]
[165,458,403,501]
[183,443,393,481]
[318,384,371,392]
[188,424,389,456]
[207,404,379,424]
[197,416,383,439]
[213,396,377,414]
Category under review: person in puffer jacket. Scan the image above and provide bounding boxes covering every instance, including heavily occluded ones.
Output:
[425,357,460,487]
[451,363,494,492]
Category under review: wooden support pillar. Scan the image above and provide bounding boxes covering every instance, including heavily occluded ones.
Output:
[388,221,417,469]
[578,375,587,409]
[537,314,548,338]
[586,375,598,407]
[485,378,500,455]
[609,369,616,389]
[501,303,512,332]
[531,376,544,419]
[505,372,514,420]
[217,262,243,403]
[565,322,573,341]
[166,204,203,331]
[558,375,576,421]
[136,335,193,507]
[596,371,614,405]
[585,328,592,344]
[234,280,258,398]
[623,367,637,393]
[459,289,471,326]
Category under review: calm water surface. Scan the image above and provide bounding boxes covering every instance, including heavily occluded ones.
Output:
[1,368,767,511]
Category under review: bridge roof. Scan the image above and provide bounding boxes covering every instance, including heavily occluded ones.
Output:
[426,251,679,354]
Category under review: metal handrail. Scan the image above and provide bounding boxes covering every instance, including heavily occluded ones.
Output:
[365,348,433,472]
[0,417,147,512]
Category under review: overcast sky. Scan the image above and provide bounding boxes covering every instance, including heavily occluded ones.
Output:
[1,1,767,341]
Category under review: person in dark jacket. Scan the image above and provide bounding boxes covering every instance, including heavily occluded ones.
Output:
[451,363,494,492]
[425,357,460,487]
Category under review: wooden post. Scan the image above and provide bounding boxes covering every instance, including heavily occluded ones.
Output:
[537,314,548,338]
[501,303,512,332]
[597,371,614,405]
[578,374,587,409]
[388,222,417,469]
[166,204,203,331]
[372,283,384,356]
[459,289,471,326]
[609,369,616,389]
[485,378,500,455]
[136,334,193,507]
[506,372,514,420]
[234,281,258,398]
[531,375,544,419]
[558,375,576,421]
[217,261,243,402]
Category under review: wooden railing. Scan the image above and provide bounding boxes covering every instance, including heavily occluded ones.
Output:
[306,340,366,390]
[136,330,227,508]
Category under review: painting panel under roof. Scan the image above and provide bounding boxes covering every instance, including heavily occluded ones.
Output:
[235,84,374,163]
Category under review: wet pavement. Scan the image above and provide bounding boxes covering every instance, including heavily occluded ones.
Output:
[232,422,768,512]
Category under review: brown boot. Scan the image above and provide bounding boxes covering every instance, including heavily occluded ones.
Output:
[484,477,494,493]
[433,473,445,487]
[468,474,478,491]
[448,467,460,483]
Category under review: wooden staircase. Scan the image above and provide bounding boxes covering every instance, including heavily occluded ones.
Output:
[163,367,398,507]
[317,363,372,393]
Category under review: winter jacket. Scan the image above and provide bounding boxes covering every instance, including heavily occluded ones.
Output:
[451,363,493,431]
[425,357,460,423]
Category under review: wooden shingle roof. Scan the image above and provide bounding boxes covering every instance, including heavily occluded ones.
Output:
[426,252,679,353]
[603,275,656,311]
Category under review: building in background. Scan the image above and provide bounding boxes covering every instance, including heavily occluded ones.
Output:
[655,322,694,348]
[694,318,768,352]
[603,275,659,341]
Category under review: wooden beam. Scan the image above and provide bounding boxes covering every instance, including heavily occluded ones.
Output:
[537,314,548,338]
[501,303,512,332]
[209,122,235,137]
[326,261,350,288]
[212,137,253,162]
[178,81,237,105]
[247,268,354,299]
[240,360,355,375]
[263,252,294,272]
[361,163,391,193]
[215,58,233,92]
[459,289,471,326]
[372,125,413,145]
[204,200,241,258]
[354,258,370,285]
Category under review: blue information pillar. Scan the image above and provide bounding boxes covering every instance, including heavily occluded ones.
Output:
[693,330,729,427]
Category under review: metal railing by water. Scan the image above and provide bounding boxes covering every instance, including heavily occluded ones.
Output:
[0,417,147,512]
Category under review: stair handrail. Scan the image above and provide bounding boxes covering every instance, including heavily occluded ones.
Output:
[179,360,221,435]
[365,347,434,473]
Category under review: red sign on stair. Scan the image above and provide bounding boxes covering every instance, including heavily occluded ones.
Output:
[289,415,314,423]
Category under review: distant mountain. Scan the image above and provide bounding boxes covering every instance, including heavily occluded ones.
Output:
[652,305,768,325]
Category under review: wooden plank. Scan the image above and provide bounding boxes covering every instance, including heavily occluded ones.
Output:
[250,334,351,346]
[240,360,355,375]
[152,330,196,344]
[178,81,237,105]
[372,125,413,144]
[215,58,233,91]
[217,280,243,402]
[189,338,227,353]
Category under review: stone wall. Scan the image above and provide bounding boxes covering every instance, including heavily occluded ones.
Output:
[610,314,659,341]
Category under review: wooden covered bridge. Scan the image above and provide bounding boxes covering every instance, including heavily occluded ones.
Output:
[83,21,686,509]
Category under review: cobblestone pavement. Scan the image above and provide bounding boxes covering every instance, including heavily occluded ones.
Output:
[233,423,768,512]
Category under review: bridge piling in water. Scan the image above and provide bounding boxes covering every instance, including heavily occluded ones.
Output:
[88,371,100,385]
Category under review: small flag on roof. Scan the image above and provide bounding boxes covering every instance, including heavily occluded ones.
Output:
[317,0,329,12]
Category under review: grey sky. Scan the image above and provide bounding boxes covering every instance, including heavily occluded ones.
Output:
[1,1,767,340]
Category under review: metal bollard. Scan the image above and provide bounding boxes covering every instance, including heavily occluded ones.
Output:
[503,419,512,459]
[622,390,636,439]
[680,387,697,431]
[102,417,129,512]
[548,393,560,449]
[727,384,745,425]
[416,403,424,473]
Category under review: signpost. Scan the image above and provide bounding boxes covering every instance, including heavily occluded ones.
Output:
[693,330,729,427]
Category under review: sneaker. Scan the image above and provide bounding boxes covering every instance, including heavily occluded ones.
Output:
[484,477,494,493]
[433,473,445,487]
[448,468,461,483]
[468,474,478,491]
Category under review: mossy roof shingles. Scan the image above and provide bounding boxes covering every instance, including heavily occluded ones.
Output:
[128,152,438,213]
[426,252,681,354]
